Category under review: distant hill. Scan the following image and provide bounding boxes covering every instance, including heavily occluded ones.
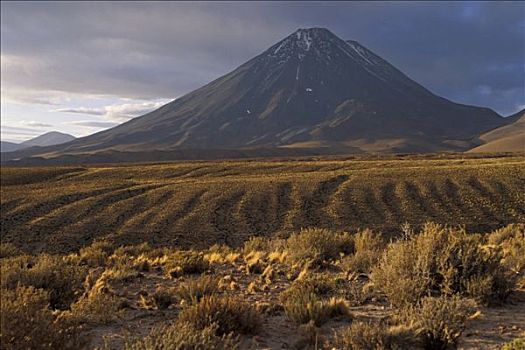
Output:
[468,109,524,153]
[0,141,23,153]
[1,132,76,153]
[2,28,506,162]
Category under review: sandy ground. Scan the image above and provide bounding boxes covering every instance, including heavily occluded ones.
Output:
[459,289,525,349]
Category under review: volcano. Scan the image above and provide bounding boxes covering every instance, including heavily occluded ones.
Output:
[3,28,507,162]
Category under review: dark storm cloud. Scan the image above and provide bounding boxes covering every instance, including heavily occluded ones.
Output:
[1,1,523,115]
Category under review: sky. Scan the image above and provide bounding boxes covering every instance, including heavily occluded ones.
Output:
[1,1,524,143]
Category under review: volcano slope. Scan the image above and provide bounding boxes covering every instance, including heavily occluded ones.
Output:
[1,154,524,254]
[1,28,506,163]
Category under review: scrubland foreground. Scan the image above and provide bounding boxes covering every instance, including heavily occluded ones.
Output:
[0,223,524,349]
[1,155,525,349]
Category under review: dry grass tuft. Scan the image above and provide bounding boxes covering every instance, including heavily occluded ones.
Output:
[286,228,353,267]
[164,250,209,278]
[176,275,219,305]
[177,295,261,336]
[123,321,238,350]
[280,277,350,326]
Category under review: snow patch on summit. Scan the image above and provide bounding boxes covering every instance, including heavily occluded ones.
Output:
[296,29,313,51]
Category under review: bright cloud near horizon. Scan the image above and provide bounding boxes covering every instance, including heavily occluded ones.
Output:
[1,1,524,142]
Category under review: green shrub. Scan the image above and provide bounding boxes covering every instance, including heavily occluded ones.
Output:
[1,254,88,309]
[286,228,353,267]
[0,286,84,350]
[124,321,238,350]
[372,223,514,307]
[176,275,219,305]
[177,296,261,336]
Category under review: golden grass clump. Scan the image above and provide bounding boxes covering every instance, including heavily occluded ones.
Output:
[177,295,261,336]
[286,228,354,267]
[0,285,85,350]
[124,321,238,350]
[164,250,209,278]
[175,275,219,305]
[372,223,514,307]
[78,241,115,267]
[280,276,349,326]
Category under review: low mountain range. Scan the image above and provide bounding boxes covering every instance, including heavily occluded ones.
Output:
[1,131,75,153]
[2,28,520,163]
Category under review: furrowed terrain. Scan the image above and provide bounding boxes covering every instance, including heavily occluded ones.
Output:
[1,155,524,254]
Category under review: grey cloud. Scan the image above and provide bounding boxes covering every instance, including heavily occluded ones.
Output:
[21,121,53,128]
[1,1,523,115]
[68,121,119,128]
[54,107,106,116]
[1,125,47,135]
[55,100,169,122]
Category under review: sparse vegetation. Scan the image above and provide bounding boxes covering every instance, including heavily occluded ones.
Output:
[0,156,524,349]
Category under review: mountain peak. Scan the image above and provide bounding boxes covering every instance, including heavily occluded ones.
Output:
[3,28,505,160]
[265,27,351,66]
